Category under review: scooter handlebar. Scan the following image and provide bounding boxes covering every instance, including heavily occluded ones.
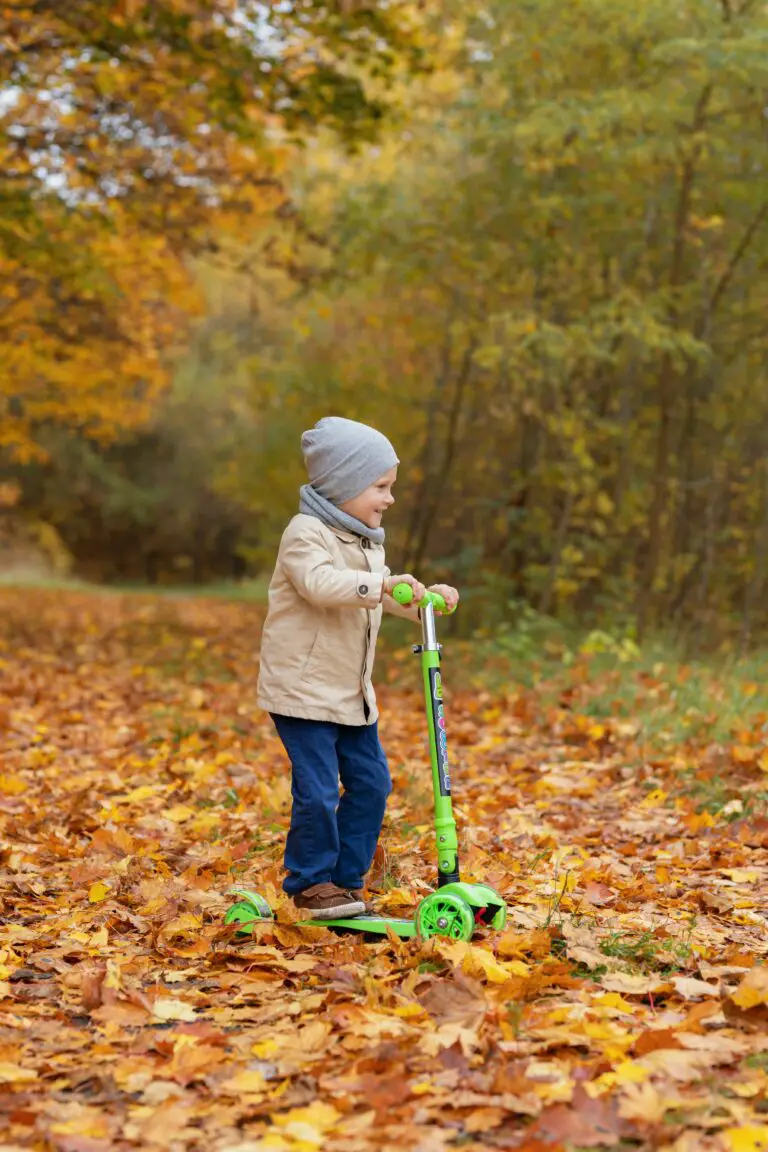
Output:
[391,582,456,614]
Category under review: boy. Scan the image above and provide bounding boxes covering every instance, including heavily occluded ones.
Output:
[258,416,459,918]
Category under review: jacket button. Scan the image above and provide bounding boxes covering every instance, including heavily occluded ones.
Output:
[359,584,369,596]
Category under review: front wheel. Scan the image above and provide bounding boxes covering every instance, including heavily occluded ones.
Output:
[416,892,474,942]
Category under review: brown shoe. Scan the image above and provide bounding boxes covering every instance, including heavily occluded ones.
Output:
[349,889,377,914]
[293,883,365,919]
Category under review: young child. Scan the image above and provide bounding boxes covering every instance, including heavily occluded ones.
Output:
[257,416,459,919]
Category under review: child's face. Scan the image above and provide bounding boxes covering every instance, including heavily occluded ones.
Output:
[340,466,397,530]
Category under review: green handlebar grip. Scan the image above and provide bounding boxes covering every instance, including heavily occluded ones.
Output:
[392,582,455,614]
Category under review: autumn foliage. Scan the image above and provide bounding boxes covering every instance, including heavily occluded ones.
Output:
[0,0,418,459]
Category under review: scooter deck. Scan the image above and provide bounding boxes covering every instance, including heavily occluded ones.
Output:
[300,914,417,937]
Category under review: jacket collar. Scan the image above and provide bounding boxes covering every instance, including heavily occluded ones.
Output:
[324,523,356,542]
[326,523,380,548]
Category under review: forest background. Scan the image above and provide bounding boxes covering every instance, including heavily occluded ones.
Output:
[2,0,768,655]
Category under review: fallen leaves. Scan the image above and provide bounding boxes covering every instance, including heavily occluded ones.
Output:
[2,588,768,1151]
[732,966,768,1009]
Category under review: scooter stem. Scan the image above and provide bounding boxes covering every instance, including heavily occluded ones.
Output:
[391,584,460,887]
[418,599,460,886]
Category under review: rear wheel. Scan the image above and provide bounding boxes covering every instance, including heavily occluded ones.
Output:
[472,886,507,930]
[224,889,274,933]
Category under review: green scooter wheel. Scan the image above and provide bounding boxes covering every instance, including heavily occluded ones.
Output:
[490,904,507,931]
[224,889,275,933]
[471,884,508,931]
[416,892,474,942]
[224,901,269,931]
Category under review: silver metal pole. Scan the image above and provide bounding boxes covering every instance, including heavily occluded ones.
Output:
[421,601,438,651]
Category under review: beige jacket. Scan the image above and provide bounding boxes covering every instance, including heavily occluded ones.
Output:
[257,514,419,725]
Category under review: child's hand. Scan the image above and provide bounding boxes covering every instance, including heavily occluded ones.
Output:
[384,574,427,603]
[429,584,459,614]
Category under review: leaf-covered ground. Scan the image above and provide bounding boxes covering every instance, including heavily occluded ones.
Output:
[2,590,768,1152]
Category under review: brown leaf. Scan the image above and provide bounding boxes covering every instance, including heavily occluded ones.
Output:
[463,1106,507,1132]
[528,1086,627,1146]
[582,881,616,906]
[698,889,735,914]
[418,973,487,1027]
[80,963,106,1011]
[633,1028,685,1057]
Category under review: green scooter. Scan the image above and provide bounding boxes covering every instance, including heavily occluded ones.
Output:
[224,584,507,942]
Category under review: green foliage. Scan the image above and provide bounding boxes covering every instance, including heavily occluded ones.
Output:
[220,0,768,643]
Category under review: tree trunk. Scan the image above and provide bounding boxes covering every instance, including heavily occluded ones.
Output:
[740,466,768,654]
[636,83,713,638]
[410,337,477,571]
[402,307,456,567]
[538,486,576,617]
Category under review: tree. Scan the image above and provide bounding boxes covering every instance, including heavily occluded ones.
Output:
[0,1,424,459]
[228,0,768,639]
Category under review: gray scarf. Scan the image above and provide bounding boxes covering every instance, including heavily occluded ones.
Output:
[299,484,385,545]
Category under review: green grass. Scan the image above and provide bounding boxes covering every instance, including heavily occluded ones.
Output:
[435,622,768,754]
[598,925,696,974]
[379,605,768,816]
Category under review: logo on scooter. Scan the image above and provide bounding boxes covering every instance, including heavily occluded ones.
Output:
[429,670,451,795]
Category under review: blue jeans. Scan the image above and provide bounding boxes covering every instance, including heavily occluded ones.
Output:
[271,715,392,895]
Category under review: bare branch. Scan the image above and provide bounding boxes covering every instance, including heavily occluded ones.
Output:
[704,202,768,326]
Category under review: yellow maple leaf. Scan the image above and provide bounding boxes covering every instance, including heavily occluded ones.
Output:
[721,1125,768,1152]
[435,940,528,983]
[123,784,165,803]
[595,992,635,1014]
[88,881,111,903]
[189,811,220,834]
[639,788,667,808]
[220,1069,267,1095]
[0,774,26,795]
[595,1059,650,1090]
[731,967,768,1010]
[161,913,203,936]
[164,804,195,823]
[392,1002,428,1019]
[271,1102,341,1145]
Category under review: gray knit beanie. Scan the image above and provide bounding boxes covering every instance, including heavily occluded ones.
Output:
[301,417,399,505]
